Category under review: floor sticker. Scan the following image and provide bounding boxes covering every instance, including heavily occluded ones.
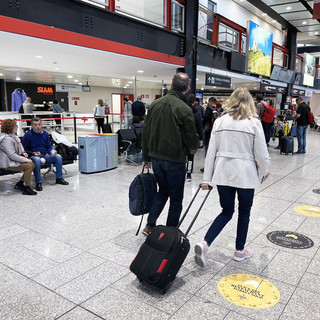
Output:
[267,231,314,249]
[294,205,320,218]
[217,274,280,309]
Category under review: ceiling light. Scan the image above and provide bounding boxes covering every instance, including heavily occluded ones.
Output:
[16,76,21,81]
[74,79,79,82]
[302,21,307,25]
[128,81,133,84]
[196,78,199,81]
[201,87,204,91]
[315,32,319,35]
[132,76,135,79]
[0,73,3,76]
[54,67,60,71]
[67,75,73,78]
[35,55,43,59]
[123,86,127,88]
[262,13,267,16]
[137,70,144,73]
[286,6,292,10]
[79,83,83,85]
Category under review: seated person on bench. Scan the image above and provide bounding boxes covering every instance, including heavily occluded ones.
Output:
[0,119,37,195]
[22,117,69,191]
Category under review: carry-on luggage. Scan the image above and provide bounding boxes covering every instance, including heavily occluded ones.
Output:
[291,125,297,137]
[102,123,112,133]
[280,136,294,155]
[130,185,212,294]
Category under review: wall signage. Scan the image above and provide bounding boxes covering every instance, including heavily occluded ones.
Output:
[217,274,280,309]
[37,86,54,94]
[267,231,314,249]
[56,84,83,92]
[205,73,231,88]
[292,89,306,96]
[260,83,286,94]
[294,205,320,217]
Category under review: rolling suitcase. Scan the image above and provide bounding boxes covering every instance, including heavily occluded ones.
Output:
[130,185,212,294]
[280,136,294,155]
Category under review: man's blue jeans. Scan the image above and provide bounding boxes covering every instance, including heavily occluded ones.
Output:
[31,153,63,183]
[146,157,186,228]
[204,186,254,251]
[297,125,308,153]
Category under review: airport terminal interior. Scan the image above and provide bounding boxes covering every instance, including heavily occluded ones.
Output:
[1,0,320,319]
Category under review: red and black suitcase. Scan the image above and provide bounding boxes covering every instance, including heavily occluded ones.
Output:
[130,185,212,294]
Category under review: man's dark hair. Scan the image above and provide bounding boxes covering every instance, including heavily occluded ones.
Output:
[31,117,41,125]
[256,95,263,102]
[188,94,196,104]
[172,73,190,92]
[208,97,217,104]
[124,97,128,102]
[296,97,303,103]
[53,99,58,104]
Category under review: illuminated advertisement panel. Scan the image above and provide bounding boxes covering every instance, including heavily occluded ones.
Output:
[247,21,273,77]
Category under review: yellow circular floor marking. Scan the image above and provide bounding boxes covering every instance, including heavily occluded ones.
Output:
[294,206,320,218]
[217,274,280,309]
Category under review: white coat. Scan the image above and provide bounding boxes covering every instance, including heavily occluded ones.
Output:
[203,113,269,189]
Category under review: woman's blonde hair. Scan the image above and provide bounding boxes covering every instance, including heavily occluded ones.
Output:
[1,119,17,133]
[224,88,257,120]
[98,99,103,105]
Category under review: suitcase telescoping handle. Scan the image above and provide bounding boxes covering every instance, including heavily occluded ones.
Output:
[178,184,213,237]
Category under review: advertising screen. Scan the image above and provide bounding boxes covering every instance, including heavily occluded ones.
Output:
[302,53,315,87]
[247,21,273,77]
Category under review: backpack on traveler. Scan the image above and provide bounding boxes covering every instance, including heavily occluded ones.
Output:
[261,102,276,123]
[129,168,157,235]
[308,110,314,125]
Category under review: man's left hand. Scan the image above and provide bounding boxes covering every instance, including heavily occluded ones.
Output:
[142,161,151,169]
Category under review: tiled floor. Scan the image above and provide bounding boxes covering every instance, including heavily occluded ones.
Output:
[1,129,320,319]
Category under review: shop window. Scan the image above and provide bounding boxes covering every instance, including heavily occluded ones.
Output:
[218,23,239,51]
[115,0,166,27]
[273,48,284,67]
[316,67,320,79]
[80,0,108,9]
[198,2,216,41]
[295,57,303,74]
[172,1,184,32]
[241,34,246,54]
[284,53,289,68]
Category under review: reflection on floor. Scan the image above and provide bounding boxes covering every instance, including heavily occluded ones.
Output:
[1,130,320,319]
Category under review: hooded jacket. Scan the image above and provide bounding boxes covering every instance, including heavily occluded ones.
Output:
[0,133,29,168]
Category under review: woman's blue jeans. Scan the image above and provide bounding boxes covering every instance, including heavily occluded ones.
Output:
[31,153,63,183]
[204,185,254,251]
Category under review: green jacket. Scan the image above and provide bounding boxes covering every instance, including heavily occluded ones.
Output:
[142,89,198,163]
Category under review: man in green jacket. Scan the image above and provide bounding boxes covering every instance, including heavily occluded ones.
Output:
[142,73,198,235]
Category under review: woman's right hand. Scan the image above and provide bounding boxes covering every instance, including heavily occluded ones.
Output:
[201,183,209,190]
[27,159,33,163]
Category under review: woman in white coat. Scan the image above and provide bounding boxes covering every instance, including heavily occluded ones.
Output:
[195,88,269,266]
[93,99,106,133]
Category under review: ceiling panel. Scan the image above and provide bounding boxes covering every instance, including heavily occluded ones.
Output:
[280,11,313,20]
[298,25,320,32]
[289,18,319,27]
[262,0,299,5]
[271,2,307,13]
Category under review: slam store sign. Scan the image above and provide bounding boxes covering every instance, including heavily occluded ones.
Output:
[205,73,231,88]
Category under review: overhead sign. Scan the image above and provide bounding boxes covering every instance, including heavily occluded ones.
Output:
[267,231,314,249]
[217,274,280,309]
[292,88,306,96]
[37,86,54,94]
[294,205,320,218]
[205,73,231,88]
[260,83,286,94]
[56,84,83,92]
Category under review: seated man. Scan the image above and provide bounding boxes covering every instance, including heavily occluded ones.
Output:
[22,117,69,191]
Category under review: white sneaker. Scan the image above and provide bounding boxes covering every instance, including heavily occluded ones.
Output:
[233,248,253,262]
[194,241,208,267]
